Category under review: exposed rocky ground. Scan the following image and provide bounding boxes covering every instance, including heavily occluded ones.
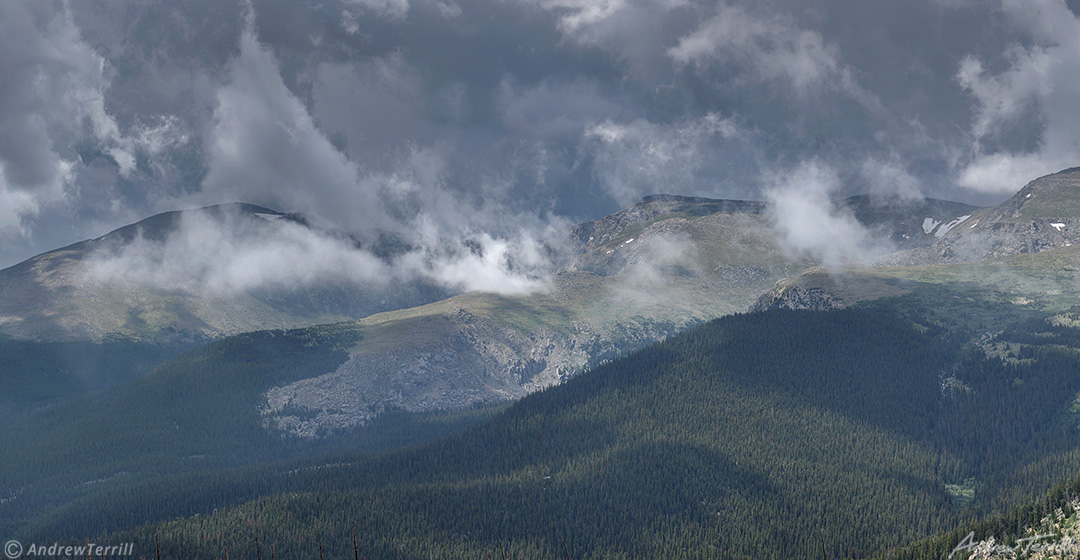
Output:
[758,168,1080,312]
[883,168,1080,266]
[257,191,994,438]
[751,283,847,312]
[261,308,679,438]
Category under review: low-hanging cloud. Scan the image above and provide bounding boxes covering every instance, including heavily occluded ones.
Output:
[201,6,387,230]
[82,210,391,294]
[149,8,569,299]
[604,232,699,308]
[397,218,556,295]
[859,156,926,201]
[82,206,556,297]
[5,0,1080,273]
[765,161,893,266]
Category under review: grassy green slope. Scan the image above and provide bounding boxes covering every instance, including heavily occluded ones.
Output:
[106,305,1080,560]
[252,205,814,438]
[763,245,1080,330]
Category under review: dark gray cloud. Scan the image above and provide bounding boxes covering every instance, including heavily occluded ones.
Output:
[1,0,1078,275]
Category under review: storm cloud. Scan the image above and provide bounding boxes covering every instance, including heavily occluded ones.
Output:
[1,0,1078,288]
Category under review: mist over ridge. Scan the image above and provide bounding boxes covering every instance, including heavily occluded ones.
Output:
[1,0,1079,287]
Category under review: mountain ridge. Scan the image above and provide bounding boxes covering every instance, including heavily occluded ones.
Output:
[0,203,448,343]
[883,167,1080,265]
[0,190,989,342]
[6,169,1080,558]
[0,190,993,413]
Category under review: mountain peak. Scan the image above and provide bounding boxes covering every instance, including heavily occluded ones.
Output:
[0,202,443,342]
[990,166,1080,222]
[92,203,288,246]
[883,166,1080,264]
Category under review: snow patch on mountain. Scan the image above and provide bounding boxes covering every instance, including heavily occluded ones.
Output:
[935,215,971,238]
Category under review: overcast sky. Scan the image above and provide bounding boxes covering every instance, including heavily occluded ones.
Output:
[1,0,1079,268]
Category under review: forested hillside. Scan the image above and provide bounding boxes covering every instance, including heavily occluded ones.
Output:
[875,473,1080,560]
[0,337,192,411]
[0,324,501,539]
[84,305,1080,559]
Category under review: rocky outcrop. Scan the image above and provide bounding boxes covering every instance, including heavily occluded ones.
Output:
[568,195,765,256]
[255,194,808,439]
[260,309,681,438]
[886,168,1080,265]
[750,284,846,312]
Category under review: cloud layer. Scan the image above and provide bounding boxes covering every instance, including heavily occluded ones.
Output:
[82,206,555,297]
[1,0,1078,284]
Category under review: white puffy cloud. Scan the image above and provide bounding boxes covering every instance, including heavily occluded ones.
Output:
[83,209,391,294]
[396,220,554,295]
[82,206,553,297]
[955,0,1080,193]
[538,0,628,34]
[6,0,1080,272]
[859,157,925,201]
[765,161,891,265]
[345,0,410,20]
[188,8,564,297]
[0,166,69,237]
[0,2,109,234]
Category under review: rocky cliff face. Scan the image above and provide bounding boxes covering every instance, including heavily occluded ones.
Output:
[750,283,846,313]
[260,308,680,438]
[257,196,810,438]
[16,180,1076,436]
[756,168,1080,312]
[886,168,1080,265]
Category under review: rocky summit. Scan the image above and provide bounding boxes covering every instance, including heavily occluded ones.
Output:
[888,167,1080,264]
